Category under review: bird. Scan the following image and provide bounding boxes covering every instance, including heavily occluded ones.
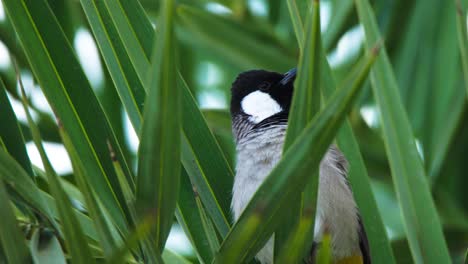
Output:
[230,68,371,264]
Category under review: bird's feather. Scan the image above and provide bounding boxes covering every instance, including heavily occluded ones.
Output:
[358,217,371,264]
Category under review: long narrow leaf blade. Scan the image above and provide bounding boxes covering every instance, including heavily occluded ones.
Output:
[30,230,67,264]
[284,2,321,149]
[176,170,219,263]
[116,0,154,55]
[101,0,151,88]
[2,0,133,233]
[320,50,396,263]
[275,1,322,259]
[286,0,305,49]
[82,0,234,244]
[177,5,295,71]
[0,149,56,228]
[136,0,180,252]
[179,75,233,237]
[354,0,452,262]
[107,214,158,264]
[39,191,100,243]
[162,250,193,264]
[59,125,119,258]
[0,179,31,264]
[20,81,94,264]
[0,79,33,176]
[323,0,355,51]
[426,2,465,181]
[80,0,145,130]
[456,0,468,94]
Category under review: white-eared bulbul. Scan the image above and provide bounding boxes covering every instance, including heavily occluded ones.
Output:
[230,69,371,264]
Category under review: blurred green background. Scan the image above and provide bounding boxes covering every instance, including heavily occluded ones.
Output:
[0,0,467,263]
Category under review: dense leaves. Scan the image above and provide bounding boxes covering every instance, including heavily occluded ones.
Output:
[0,0,466,263]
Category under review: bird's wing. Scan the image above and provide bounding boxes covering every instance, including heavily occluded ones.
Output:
[304,241,319,264]
[358,217,372,264]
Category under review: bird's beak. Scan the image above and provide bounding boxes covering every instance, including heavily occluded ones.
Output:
[280,68,297,85]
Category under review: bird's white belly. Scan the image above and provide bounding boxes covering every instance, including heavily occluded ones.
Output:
[231,127,360,263]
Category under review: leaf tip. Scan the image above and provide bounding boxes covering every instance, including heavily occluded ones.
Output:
[13,59,26,99]
[106,140,117,162]
[192,184,199,198]
[56,116,63,129]
[455,0,464,16]
[370,40,384,57]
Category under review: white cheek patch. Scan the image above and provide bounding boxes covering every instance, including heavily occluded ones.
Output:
[241,91,282,123]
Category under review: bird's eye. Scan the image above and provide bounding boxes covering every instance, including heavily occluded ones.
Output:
[258,81,271,91]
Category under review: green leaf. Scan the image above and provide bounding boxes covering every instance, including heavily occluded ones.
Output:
[179,76,233,237]
[425,2,465,181]
[0,78,33,177]
[284,2,322,143]
[80,0,154,130]
[0,179,31,264]
[116,0,154,56]
[0,149,56,229]
[82,0,236,247]
[2,0,133,234]
[107,214,158,264]
[33,165,86,208]
[30,229,66,264]
[100,0,151,89]
[213,47,378,263]
[136,0,180,253]
[286,0,305,50]
[162,250,193,264]
[274,175,317,262]
[108,143,136,213]
[59,125,119,258]
[201,109,236,168]
[80,0,145,130]
[176,5,295,71]
[39,191,99,243]
[354,0,452,262]
[392,1,465,182]
[315,234,331,264]
[465,248,468,264]
[176,170,219,263]
[201,110,233,138]
[323,0,355,51]
[283,1,321,153]
[321,48,396,264]
[456,0,468,95]
[275,1,322,260]
[20,78,94,264]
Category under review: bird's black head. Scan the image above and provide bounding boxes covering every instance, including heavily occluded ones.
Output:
[230,69,296,126]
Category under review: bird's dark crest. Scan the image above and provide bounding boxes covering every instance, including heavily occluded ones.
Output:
[230,69,293,116]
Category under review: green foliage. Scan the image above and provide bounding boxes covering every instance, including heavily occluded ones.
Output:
[20,70,95,264]
[0,178,31,263]
[355,0,451,262]
[0,0,466,263]
[136,0,180,256]
[275,1,322,260]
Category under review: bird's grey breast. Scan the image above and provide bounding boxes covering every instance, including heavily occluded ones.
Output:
[231,124,287,220]
[231,123,362,263]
